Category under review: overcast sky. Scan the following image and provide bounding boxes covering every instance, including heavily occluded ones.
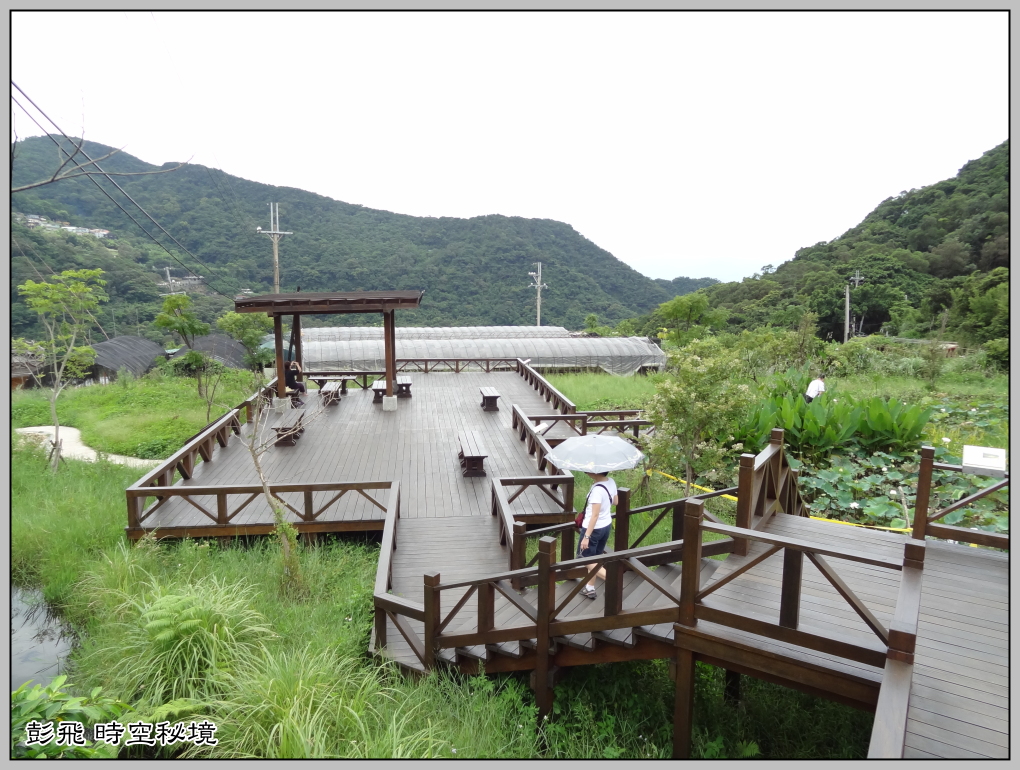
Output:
[11,11,1008,283]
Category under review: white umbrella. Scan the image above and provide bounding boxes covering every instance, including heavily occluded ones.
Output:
[545,435,645,473]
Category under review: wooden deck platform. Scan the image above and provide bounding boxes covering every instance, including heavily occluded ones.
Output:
[127,371,582,539]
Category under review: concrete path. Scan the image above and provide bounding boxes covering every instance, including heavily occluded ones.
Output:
[15,426,160,468]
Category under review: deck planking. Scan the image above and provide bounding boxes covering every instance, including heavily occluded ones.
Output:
[132,371,573,537]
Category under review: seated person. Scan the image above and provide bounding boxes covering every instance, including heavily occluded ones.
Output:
[284,361,306,405]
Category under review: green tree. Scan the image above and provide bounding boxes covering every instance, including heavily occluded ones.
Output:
[14,268,107,470]
[647,338,755,494]
[658,292,728,345]
[216,311,274,369]
[155,295,211,396]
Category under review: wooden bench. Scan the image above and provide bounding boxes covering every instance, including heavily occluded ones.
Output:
[457,430,489,477]
[273,408,306,447]
[320,381,343,406]
[311,376,357,395]
[371,379,389,403]
[395,375,412,398]
[479,386,501,412]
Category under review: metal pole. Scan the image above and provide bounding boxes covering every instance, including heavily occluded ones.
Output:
[272,235,280,294]
[844,284,850,343]
[536,262,542,327]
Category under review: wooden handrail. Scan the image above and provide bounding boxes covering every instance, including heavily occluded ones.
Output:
[515,358,576,414]
[913,445,1009,548]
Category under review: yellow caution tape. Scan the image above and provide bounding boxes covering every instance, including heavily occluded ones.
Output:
[809,515,912,533]
[646,469,739,501]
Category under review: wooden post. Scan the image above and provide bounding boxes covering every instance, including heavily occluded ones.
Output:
[245,400,253,423]
[217,492,228,525]
[564,474,575,514]
[374,607,387,649]
[512,522,527,590]
[293,313,303,369]
[274,313,285,399]
[614,488,631,551]
[912,447,935,540]
[734,453,756,556]
[478,582,495,633]
[535,537,556,719]
[383,310,395,397]
[126,493,140,529]
[304,490,314,522]
[671,501,684,542]
[560,524,575,564]
[724,669,741,705]
[423,571,440,671]
[672,646,696,758]
[779,548,803,629]
[679,499,704,627]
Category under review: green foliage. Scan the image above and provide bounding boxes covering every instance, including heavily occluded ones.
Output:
[217,311,274,367]
[855,398,935,452]
[11,675,128,759]
[11,136,715,331]
[647,339,755,492]
[155,294,210,349]
[983,338,1008,372]
[11,368,253,459]
[98,575,274,705]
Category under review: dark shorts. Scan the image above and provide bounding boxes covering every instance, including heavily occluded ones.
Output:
[288,381,307,394]
[804,394,813,403]
[578,523,612,558]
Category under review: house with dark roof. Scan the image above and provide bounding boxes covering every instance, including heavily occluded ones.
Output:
[89,336,167,383]
[171,334,249,370]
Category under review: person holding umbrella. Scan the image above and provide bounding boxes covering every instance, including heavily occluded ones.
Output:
[544,434,645,600]
[578,471,617,599]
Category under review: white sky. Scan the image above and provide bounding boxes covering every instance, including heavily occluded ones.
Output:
[11,11,1009,283]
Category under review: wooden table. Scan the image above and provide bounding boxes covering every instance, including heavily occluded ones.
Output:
[396,375,413,398]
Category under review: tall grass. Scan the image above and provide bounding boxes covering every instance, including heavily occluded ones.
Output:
[545,372,658,411]
[11,369,254,459]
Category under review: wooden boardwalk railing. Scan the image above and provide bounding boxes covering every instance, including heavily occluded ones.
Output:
[516,360,576,414]
[911,445,1009,548]
[672,498,926,757]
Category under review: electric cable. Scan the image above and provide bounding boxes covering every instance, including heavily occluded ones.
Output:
[12,83,237,299]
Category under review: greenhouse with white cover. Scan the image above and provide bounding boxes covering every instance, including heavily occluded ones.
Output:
[270,329,665,376]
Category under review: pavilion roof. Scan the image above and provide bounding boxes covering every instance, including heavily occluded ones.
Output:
[234,290,424,315]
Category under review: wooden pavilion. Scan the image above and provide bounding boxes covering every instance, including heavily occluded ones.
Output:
[233,290,425,399]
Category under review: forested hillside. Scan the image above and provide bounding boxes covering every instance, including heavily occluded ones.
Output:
[11,136,713,336]
[627,141,1008,346]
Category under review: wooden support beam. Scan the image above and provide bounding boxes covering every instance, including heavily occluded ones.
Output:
[779,548,803,629]
[534,537,557,719]
[672,647,696,758]
[274,313,285,399]
[293,312,302,368]
[679,499,703,627]
[423,571,440,670]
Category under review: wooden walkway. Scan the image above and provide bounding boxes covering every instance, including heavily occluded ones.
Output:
[904,540,1008,758]
[124,362,1008,758]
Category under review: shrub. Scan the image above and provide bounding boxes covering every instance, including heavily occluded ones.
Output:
[983,338,1008,372]
[100,575,274,704]
[11,675,128,759]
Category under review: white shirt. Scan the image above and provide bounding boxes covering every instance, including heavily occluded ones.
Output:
[582,477,617,531]
[806,378,826,398]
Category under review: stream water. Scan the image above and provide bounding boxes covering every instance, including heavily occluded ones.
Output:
[11,587,73,691]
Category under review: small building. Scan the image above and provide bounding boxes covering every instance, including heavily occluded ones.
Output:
[88,336,167,383]
[11,354,40,390]
[171,334,249,369]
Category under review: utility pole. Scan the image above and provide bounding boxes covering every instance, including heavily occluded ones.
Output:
[258,202,293,294]
[528,262,548,326]
[159,267,186,297]
[844,269,863,343]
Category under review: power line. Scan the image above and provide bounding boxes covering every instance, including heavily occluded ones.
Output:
[11,83,236,300]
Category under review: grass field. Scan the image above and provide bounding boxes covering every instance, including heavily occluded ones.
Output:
[11,369,255,459]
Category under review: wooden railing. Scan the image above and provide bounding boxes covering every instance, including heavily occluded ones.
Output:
[491,474,577,587]
[511,405,571,475]
[397,358,519,373]
[423,531,736,713]
[515,409,655,444]
[911,446,1009,549]
[516,359,576,415]
[128,479,396,534]
[734,428,807,556]
[867,540,926,758]
[371,484,424,662]
[677,498,914,666]
[126,378,279,525]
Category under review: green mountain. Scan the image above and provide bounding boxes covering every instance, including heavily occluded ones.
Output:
[11,136,714,336]
[696,141,1009,343]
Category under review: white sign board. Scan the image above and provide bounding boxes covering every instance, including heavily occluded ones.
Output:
[961,445,1007,478]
